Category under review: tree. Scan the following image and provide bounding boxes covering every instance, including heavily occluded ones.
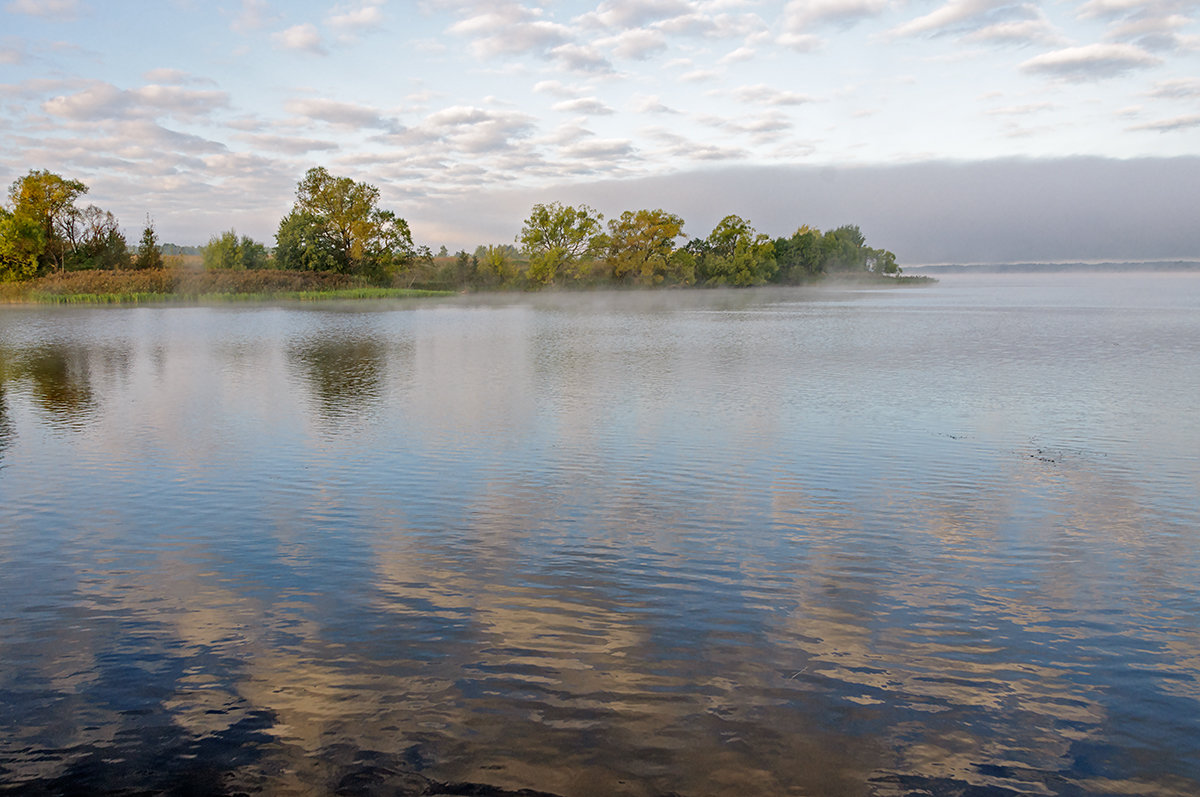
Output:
[696,215,776,286]
[774,224,824,283]
[604,208,692,286]
[822,224,868,271]
[203,230,268,270]
[136,215,163,270]
[7,170,88,273]
[274,167,414,280]
[69,206,129,270]
[1,208,45,281]
[518,201,605,285]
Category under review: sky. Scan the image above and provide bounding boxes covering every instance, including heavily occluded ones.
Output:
[1,0,1198,263]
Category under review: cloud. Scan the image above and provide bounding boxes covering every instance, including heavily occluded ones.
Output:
[595,27,668,59]
[889,0,1061,43]
[732,83,817,106]
[583,0,695,30]
[782,0,889,31]
[532,80,579,98]
[41,81,230,121]
[719,46,756,64]
[0,45,21,65]
[327,1,385,33]
[559,138,636,159]
[1127,113,1200,131]
[550,43,614,72]
[284,97,400,130]
[630,93,678,113]
[141,68,217,87]
[1020,42,1162,79]
[681,68,720,82]
[272,23,327,55]
[231,0,278,33]
[6,0,81,19]
[414,105,537,154]
[984,102,1058,115]
[1148,77,1200,97]
[236,133,341,155]
[552,97,616,115]
[449,4,571,58]
[963,13,1065,45]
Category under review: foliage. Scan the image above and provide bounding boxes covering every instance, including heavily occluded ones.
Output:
[203,229,268,270]
[68,206,130,270]
[136,215,163,270]
[7,169,88,273]
[604,209,692,286]
[274,167,414,281]
[518,202,605,285]
[0,208,43,282]
[694,215,776,286]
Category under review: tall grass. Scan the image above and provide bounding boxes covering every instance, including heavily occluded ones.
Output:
[2,268,452,305]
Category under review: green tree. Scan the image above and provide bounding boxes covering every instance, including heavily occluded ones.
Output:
[867,248,901,275]
[822,224,868,271]
[604,208,692,286]
[68,206,129,270]
[203,229,268,270]
[518,201,605,286]
[275,167,414,280]
[136,215,163,270]
[697,215,776,286]
[7,170,88,273]
[773,224,824,283]
[0,207,45,281]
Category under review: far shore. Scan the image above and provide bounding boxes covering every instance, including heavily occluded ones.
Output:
[1,267,934,306]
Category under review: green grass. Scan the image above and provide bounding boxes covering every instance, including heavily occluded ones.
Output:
[24,287,454,305]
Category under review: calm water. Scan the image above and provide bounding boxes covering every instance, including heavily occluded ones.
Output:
[1,273,1198,796]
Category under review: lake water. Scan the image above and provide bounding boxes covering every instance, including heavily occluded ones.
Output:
[1,273,1198,796]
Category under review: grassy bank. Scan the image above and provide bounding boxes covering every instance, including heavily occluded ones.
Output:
[2,268,454,305]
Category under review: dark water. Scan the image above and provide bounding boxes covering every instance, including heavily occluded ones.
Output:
[1,273,1198,796]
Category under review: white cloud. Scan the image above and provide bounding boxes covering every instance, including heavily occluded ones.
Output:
[231,0,278,33]
[1020,42,1163,79]
[6,0,81,19]
[41,81,229,121]
[595,28,668,59]
[630,93,679,113]
[889,0,1062,43]
[0,46,21,65]
[1148,76,1200,97]
[552,97,616,115]
[550,43,614,72]
[272,23,327,55]
[449,4,572,58]
[141,68,217,87]
[559,138,636,159]
[532,80,579,98]
[1127,113,1200,130]
[732,83,817,105]
[719,46,756,64]
[328,1,386,32]
[284,97,399,130]
[583,0,695,30]
[782,0,889,31]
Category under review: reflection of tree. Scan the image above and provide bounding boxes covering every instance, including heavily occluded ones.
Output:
[0,383,13,462]
[15,345,98,427]
[288,337,386,426]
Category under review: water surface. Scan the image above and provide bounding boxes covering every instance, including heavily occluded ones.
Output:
[1,273,1198,796]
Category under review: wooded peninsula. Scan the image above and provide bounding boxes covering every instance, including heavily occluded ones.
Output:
[1,167,928,304]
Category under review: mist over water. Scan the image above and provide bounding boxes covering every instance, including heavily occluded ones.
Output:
[1,273,1198,796]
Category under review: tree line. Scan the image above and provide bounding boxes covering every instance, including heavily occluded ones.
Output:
[2,167,901,288]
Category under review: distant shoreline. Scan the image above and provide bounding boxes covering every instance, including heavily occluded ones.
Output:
[907,261,1200,274]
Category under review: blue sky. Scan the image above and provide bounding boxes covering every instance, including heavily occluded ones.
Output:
[2,0,1198,261]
